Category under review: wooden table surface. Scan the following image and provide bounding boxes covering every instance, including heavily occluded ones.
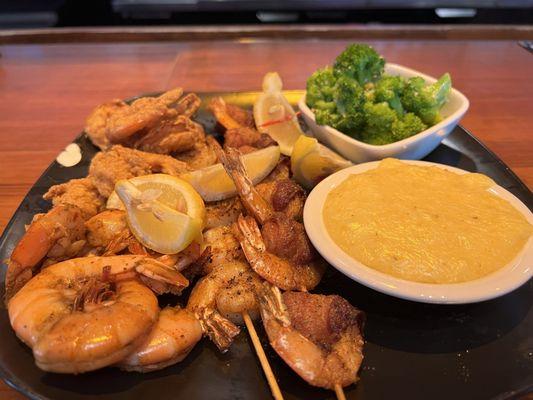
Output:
[0,38,532,399]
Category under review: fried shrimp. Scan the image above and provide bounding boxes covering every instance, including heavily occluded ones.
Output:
[216,146,324,291]
[5,204,86,301]
[105,88,185,143]
[43,177,105,219]
[89,145,188,197]
[8,255,188,373]
[258,284,365,390]
[85,99,128,150]
[187,261,263,352]
[119,307,202,372]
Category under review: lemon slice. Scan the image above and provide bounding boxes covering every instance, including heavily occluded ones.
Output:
[179,145,280,202]
[114,175,205,254]
[253,72,304,156]
[291,135,353,190]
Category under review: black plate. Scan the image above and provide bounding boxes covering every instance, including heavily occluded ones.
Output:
[0,91,532,400]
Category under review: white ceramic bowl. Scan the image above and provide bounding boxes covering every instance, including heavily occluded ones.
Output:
[298,63,470,163]
[304,160,533,304]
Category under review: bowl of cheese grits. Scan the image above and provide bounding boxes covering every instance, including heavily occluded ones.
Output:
[304,158,533,304]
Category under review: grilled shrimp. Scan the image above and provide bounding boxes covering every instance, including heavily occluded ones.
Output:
[258,284,365,390]
[5,204,86,301]
[237,215,323,291]
[8,255,188,373]
[119,307,202,372]
[187,261,263,352]
[205,197,244,230]
[216,146,324,291]
[208,97,275,152]
[201,226,244,275]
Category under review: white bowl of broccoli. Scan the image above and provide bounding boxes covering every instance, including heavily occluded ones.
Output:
[299,44,469,163]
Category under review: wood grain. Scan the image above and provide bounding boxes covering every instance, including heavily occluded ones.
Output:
[0,39,532,399]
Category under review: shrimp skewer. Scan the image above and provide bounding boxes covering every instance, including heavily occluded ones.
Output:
[257,283,365,391]
[8,255,188,373]
[187,261,263,352]
[215,144,324,291]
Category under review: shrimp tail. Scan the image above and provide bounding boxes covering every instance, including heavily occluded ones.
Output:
[198,308,240,353]
[257,282,291,327]
[237,215,266,252]
[213,142,273,224]
[134,259,189,295]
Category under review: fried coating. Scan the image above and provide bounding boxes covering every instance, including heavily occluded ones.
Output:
[89,145,189,197]
[43,178,105,219]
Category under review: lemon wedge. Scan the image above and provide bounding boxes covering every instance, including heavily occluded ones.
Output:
[253,72,304,156]
[114,175,205,254]
[179,145,280,202]
[291,135,353,190]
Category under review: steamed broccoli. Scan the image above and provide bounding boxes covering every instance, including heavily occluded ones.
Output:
[391,113,427,141]
[401,73,452,125]
[305,43,451,146]
[360,102,397,145]
[330,76,365,134]
[306,67,336,109]
[333,44,385,86]
[374,75,405,116]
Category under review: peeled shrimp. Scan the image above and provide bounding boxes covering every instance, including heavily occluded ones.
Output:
[258,284,365,390]
[201,226,244,275]
[187,261,263,352]
[119,307,202,372]
[216,145,324,291]
[205,197,244,230]
[237,215,323,291]
[8,255,188,373]
[5,204,86,301]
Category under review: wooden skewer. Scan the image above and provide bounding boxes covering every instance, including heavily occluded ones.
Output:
[242,311,284,400]
[334,384,346,400]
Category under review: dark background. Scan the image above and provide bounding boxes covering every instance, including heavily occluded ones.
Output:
[0,0,531,29]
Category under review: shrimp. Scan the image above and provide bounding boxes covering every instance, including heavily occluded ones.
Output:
[89,145,189,197]
[201,226,244,275]
[258,284,365,390]
[208,97,275,152]
[237,215,323,291]
[8,255,188,373]
[43,177,105,220]
[205,197,244,230]
[105,88,185,143]
[85,99,127,150]
[5,204,86,301]
[187,261,263,352]
[216,145,324,291]
[119,307,202,372]
[174,134,218,170]
[85,210,142,255]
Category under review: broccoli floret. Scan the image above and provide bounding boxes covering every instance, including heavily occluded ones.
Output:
[360,102,397,145]
[333,44,385,86]
[374,75,406,116]
[401,73,452,125]
[391,113,427,141]
[306,67,336,108]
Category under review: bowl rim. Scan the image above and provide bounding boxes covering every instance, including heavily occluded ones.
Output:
[298,62,470,150]
[303,160,533,304]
